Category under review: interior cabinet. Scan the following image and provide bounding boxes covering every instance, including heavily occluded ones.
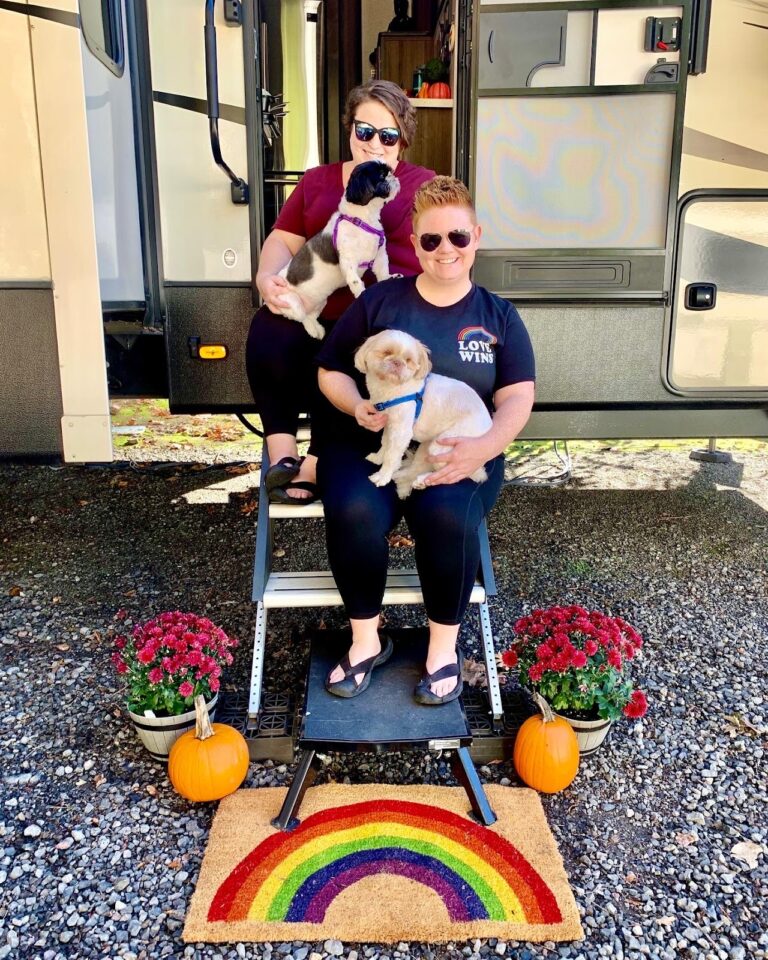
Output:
[375,32,453,176]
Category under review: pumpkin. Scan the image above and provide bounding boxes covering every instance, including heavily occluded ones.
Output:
[428,82,451,99]
[417,83,432,99]
[168,695,250,801]
[513,693,579,793]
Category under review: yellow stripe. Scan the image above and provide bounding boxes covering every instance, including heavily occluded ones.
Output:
[248,821,522,919]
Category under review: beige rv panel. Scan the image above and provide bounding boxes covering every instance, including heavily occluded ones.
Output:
[0,4,51,281]
[680,0,768,193]
[148,1,250,282]
[30,3,112,461]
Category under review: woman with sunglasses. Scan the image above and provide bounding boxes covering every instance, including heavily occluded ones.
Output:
[315,177,535,703]
[246,80,435,504]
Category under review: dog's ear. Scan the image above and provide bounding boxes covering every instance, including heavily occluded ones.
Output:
[345,163,376,206]
[354,336,376,373]
[415,342,432,380]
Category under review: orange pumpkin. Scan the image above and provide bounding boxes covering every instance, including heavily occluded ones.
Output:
[513,693,579,793]
[428,82,451,99]
[168,695,250,801]
[417,83,432,99]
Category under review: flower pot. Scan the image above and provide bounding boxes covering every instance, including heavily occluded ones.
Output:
[128,694,219,762]
[557,712,612,756]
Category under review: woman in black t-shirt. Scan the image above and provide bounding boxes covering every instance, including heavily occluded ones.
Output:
[316,177,535,704]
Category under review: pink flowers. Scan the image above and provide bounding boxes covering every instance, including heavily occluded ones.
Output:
[501,605,648,723]
[112,611,238,717]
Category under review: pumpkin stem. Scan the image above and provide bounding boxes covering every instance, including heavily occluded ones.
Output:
[194,695,215,741]
[533,692,555,723]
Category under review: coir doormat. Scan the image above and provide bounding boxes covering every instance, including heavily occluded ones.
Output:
[183,785,583,944]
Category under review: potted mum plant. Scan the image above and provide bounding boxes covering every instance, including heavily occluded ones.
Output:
[112,611,238,762]
[499,605,648,755]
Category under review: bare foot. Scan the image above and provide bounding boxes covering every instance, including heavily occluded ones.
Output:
[284,455,317,500]
[425,648,460,698]
[328,635,382,687]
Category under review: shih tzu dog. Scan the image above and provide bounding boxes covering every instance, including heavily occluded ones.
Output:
[354,330,492,498]
[275,160,400,340]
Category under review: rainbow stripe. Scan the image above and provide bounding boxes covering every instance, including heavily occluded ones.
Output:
[209,800,562,925]
[457,326,497,345]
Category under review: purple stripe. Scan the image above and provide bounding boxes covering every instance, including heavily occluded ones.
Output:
[303,860,472,923]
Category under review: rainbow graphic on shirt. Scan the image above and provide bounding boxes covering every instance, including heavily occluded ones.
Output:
[457,326,497,364]
[207,799,563,924]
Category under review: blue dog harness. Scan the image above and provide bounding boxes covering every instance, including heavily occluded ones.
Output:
[373,376,429,420]
[332,214,386,271]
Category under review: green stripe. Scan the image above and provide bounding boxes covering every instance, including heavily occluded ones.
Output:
[266,835,506,921]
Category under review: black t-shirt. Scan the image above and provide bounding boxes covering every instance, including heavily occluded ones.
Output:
[316,276,535,409]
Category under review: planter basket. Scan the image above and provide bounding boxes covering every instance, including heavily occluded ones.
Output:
[129,694,219,762]
[558,713,612,756]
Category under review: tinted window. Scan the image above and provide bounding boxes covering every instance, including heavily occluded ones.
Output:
[80,0,124,77]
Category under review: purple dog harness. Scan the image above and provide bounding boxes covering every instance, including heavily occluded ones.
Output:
[332,214,386,271]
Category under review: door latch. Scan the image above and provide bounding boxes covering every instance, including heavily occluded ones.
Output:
[685,283,717,311]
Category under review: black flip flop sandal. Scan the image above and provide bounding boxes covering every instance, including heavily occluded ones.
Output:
[268,480,319,505]
[325,633,394,699]
[264,456,303,493]
[414,647,464,706]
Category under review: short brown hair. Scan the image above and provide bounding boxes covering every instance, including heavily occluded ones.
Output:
[412,176,476,225]
[342,80,417,151]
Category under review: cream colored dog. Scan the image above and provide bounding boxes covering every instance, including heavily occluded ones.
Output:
[354,329,492,498]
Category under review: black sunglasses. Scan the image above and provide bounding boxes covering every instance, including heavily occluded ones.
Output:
[418,230,473,252]
[353,120,401,148]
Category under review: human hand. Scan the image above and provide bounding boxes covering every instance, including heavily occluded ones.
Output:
[258,274,295,313]
[425,436,495,486]
[354,400,388,432]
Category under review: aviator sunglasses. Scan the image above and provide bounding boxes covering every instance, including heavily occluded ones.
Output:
[418,229,473,253]
[353,120,401,148]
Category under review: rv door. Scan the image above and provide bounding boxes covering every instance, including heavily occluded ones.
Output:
[667,190,768,398]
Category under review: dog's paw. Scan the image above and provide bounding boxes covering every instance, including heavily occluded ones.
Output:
[365,451,384,465]
[412,472,432,490]
[303,319,325,340]
[368,470,392,487]
[395,481,412,499]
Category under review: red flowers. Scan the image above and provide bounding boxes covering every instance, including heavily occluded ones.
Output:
[501,605,648,722]
[112,611,238,717]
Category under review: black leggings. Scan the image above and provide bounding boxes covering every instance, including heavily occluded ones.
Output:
[318,443,505,625]
[245,305,330,454]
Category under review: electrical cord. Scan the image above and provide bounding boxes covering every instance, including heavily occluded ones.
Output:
[504,439,572,488]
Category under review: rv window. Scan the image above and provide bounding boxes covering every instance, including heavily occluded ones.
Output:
[80,0,125,77]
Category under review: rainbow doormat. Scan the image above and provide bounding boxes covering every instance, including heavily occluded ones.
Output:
[183,786,583,943]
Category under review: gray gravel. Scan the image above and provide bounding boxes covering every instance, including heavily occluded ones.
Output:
[1,442,767,960]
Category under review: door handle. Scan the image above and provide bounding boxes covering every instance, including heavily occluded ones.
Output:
[488,29,495,63]
[685,282,717,310]
[204,0,249,204]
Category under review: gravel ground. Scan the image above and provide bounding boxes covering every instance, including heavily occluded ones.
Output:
[1,441,767,960]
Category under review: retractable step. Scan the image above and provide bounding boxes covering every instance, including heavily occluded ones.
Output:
[263,569,487,609]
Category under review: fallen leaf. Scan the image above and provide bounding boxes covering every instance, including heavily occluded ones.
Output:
[78,500,90,507]
[240,500,258,515]
[625,872,637,883]
[656,916,676,927]
[167,859,182,869]
[731,840,764,869]
[145,785,158,797]
[676,832,697,846]
[52,596,61,604]
[56,644,70,652]
[9,585,23,597]
[724,713,763,737]
[225,465,253,475]
[462,657,487,687]
[94,774,106,788]
[387,533,414,548]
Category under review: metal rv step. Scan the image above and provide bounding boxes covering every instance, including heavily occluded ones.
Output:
[263,569,487,609]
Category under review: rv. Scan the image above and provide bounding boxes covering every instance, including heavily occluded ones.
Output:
[1,0,767,461]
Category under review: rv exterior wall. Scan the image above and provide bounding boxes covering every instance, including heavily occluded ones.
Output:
[30,3,112,461]
[680,0,768,192]
[0,8,50,281]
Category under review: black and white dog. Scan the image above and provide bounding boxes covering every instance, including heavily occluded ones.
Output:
[275,160,400,340]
